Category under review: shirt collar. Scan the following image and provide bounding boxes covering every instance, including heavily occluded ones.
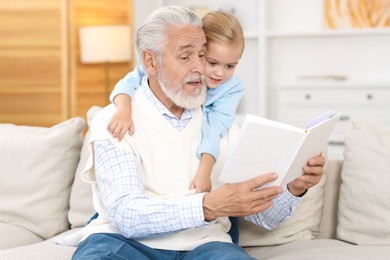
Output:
[140,77,193,120]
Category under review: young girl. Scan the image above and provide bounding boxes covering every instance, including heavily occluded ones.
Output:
[108,11,245,193]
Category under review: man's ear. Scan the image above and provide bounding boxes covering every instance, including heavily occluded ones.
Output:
[142,50,158,76]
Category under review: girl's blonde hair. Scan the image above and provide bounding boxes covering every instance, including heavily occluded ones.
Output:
[202,11,245,55]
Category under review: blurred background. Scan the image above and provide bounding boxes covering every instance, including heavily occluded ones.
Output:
[1,0,389,158]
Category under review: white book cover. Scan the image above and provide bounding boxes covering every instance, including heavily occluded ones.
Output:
[219,110,342,188]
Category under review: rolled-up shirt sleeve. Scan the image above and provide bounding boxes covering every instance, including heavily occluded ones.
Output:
[244,186,301,230]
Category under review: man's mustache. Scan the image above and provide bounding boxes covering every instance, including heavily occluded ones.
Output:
[183,74,204,85]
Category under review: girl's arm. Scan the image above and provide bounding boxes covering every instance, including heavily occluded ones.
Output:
[109,65,145,103]
[198,80,244,161]
[190,153,214,193]
[107,94,133,141]
[192,80,244,193]
[107,66,145,141]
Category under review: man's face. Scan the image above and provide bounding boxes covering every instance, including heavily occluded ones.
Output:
[156,25,207,109]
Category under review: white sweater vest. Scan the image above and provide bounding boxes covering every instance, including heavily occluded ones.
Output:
[81,89,233,250]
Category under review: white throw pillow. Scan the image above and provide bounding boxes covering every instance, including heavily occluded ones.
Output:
[337,122,390,245]
[0,117,85,239]
[68,106,102,228]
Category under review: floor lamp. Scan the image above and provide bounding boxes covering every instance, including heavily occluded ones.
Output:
[79,25,131,102]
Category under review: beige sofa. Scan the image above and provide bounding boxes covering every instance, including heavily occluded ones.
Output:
[1,106,389,259]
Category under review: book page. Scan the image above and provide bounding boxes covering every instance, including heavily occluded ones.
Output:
[282,112,342,186]
[219,111,341,189]
[244,114,303,132]
[219,115,307,186]
[305,110,334,129]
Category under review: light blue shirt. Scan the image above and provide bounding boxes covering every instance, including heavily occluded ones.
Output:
[95,78,300,239]
[110,66,244,160]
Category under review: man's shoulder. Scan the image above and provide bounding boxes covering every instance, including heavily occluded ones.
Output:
[92,104,116,123]
[89,104,118,135]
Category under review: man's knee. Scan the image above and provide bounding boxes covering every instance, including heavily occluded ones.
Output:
[72,233,129,260]
[187,242,255,260]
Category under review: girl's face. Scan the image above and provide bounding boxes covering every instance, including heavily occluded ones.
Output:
[204,41,242,88]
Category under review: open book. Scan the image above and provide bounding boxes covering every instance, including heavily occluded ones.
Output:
[219,110,342,188]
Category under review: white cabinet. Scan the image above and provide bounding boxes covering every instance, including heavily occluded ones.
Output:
[261,0,390,159]
[278,85,390,159]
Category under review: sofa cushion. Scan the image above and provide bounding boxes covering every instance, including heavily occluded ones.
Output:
[0,118,85,240]
[0,222,43,250]
[0,228,79,260]
[244,239,390,260]
[239,158,328,246]
[68,106,102,228]
[337,122,390,245]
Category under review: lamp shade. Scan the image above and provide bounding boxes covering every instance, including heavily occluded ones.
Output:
[79,25,131,63]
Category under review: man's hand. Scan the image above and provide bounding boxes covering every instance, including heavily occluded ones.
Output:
[202,173,283,221]
[287,154,326,197]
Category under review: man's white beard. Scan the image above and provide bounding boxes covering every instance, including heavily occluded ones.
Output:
[158,70,206,109]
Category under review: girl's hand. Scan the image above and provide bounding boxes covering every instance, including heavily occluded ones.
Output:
[190,170,212,193]
[107,110,134,141]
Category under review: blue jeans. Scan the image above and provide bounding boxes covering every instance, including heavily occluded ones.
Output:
[72,233,254,260]
[87,214,240,245]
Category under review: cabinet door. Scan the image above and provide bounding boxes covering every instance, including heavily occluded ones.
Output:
[278,88,390,159]
[279,89,390,124]
[0,0,69,127]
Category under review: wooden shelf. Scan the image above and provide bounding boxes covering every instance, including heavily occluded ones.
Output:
[278,81,390,89]
[265,27,390,38]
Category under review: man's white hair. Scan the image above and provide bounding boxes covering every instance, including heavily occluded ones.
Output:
[136,6,202,64]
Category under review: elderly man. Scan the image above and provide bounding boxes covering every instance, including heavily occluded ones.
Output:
[73,6,325,260]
